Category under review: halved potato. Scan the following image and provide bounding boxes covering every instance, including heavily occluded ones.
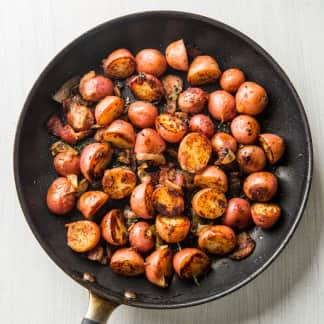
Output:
[110,248,144,276]
[130,182,155,219]
[102,167,136,199]
[103,119,135,148]
[155,113,187,143]
[194,166,228,192]
[134,128,166,154]
[178,132,212,173]
[77,191,109,219]
[165,39,189,71]
[162,74,183,113]
[95,96,124,126]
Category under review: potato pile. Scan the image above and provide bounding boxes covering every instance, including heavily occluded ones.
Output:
[46,39,285,287]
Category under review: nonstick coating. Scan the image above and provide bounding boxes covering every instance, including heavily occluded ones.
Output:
[14,11,313,309]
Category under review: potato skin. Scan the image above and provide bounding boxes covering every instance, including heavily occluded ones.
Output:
[194,166,228,192]
[192,188,227,219]
[66,104,94,131]
[198,225,236,255]
[237,145,266,173]
[66,220,100,253]
[127,101,158,128]
[77,191,109,219]
[129,221,155,253]
[178,132,212,173]
[95,96,124,126]
[102,167,136,199]
[130,182,155,219]
[54,152,80,176]
[251,203,281,228]
[259,133,285,164]
[243,171,278,202]
[103,119,135,148]
[155,113,187,143]
[110,248,145,276]
[102,48,136,79]
[178,88,209,114]
[187,55,221,85]
[136,49,167,77]
[211,132,238,154]
[219,68,246,93]
[208,90,236,122]
[222,198,252,230]
[189,114,215,138]
[236,81,268,115]
[165,39,189,71]
[230,115,260,144]
[134,128,166,154]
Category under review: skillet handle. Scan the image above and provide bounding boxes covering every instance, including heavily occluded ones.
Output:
[81,291,119,324]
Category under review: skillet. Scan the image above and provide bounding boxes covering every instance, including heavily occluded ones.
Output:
[14,11,313,323]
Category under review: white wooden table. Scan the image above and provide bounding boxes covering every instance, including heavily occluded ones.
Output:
[1,0,323,323]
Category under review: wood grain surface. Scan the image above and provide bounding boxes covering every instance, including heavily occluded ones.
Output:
[1,0,323,323]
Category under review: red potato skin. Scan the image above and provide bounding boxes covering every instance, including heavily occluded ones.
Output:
[95,96,124,126]
[219,68,246,93]
[155,114,187,143]
[105,119,136,145]
[134,128,166,154]
[127,101,158,128]
[77,191,109,219]
[222,198,252,230]
[165,39,189,71]
[211,132,238,153]
[136,49,167,77]
[251,203,281,228]
[130,182,155,219]
[208,90,236,122]
[129,221,155,253]
[194,165,228,192]
[189,114,215,138]
[46,177,76,215]
[54,152,80,176]
[259,133,285,164]
[178,88,209,114]
[230,115,261,144]
[237,145,266,174]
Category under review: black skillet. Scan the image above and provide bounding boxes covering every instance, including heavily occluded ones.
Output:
[14,11,313,323]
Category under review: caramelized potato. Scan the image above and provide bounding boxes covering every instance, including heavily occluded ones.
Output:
[229,232,255,260]
[101,209,128,246]
[178,88,209,114]
[178,132,212,173]
[130,182,155,219]
[211,132,238,154]
[208,90,236,122]
[162,74,183,113]
[189,114,214,138]
[66,104,94,131]
[127,101,158,128]
[237,145,266,173]
[95,96,124,126]
[259,133,285,164]
[187,55,221,85]
[54,151,80,176]
[222,198,252,230]
[251,203,281,228]
[66,220,100,253]
[155,113,187,143]
[145,246,173,287]
[173,248,210,280]
[77,191,109,219]
[110,248,145,276]
[134,128,166,154]
[165,39,189,71]
[103,119,135,148]
[102,48,136,79]
[230,115,260,144]
[219,68,246,93]
[192,188,227,219]
[152,186,184,217]
[136,49,167,77]
[129,221,155,253]
[198,225,236,255]
[194,166,228,192]
[128,73,164,102]
[80,143,113,182]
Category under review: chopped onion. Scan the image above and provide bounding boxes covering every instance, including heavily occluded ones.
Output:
[52,76,80,103]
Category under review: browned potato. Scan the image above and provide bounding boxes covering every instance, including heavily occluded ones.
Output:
[101,209,128,246]
[136,49,167,77]
[134,128,166,154]
[127,101,158,128]
[129,221,155,253]
[102,48,136,79]
[155,215,190,243]
[128,73,164,102]
[162,74,183,113]
[198,225,236,255]
[110,248,145,276]
[178,88,209,114]
[66,220,100,253]
[187,55,221,85]
[222,198,252,230]
[152,186,184,217]
[230,115,260,144]
[229,232,255,260]
[237,145,266,173]
[259,133,285,164]
[194,166,228,192]
[130,182,155,219]
[165,39,189,71]
[77,191,109,219]
[103,119,135,148]
[178,132,212,173]
[54,151,80,176]
[66,103,94,131]
[219,68,246,93]
[102,167,136,199]
[95,96,124,126]
[155,113,187,143]
[80,143,113,182]
[251,203,281,228]
[208,90,236,122]
[192,188,227,219]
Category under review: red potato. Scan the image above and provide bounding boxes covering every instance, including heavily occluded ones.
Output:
[219,68,246,93]
[259,133,285,164]
[162,74,183,113]
[211,132,238,154]
[251,203,281,228]
[155,215,190,243]
[198,225,236,255]
[230,115,260,144]
[103,119,135,148]
[134,128,166,154]
[178,88,209,114]
[165,39,189,71]
[127,101,158,128]
[66,104,95,131]
[243,172,278,202]
[194,166,228,192]
[237,145,266,173]
[155,114,187,143]
[189,114,215,138]
[192,188,227,219]
[145,246,173,287]
[79,71,114,102]
[95,96,124,126]
[77,191,109,219]
[208,90,236,122]
[101,209,128,246]
[229,232,255,260]
[110,248,145,276]
[102,48,136,79]
[66,220,101,253]
[130,182,155,219]
[236,81,268,115]
[47,177,76,215]
[173,248,210,280]
[178,132,212,173]
[54,152,80,176]
[136,49,167,77]
[80,143,113,182]
[128,73,164,102]
[222,198,252,230]
[129,221,155,253]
